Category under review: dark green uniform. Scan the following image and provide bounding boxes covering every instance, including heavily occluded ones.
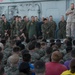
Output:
[27,21,37,39]
[58,20,66,39]
[22,21,28,38]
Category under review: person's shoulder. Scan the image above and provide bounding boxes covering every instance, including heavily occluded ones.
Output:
[61,70,72,75]
[64,60,71,64]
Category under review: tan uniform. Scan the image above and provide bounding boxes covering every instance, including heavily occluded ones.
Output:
[66,8,75,38]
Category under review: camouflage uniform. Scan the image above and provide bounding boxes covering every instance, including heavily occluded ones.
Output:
[35,48,45,57]
[1,21,10,36]
[49,21,57,38]
[11,21,20,36]
[58,20,66,39]
[41,55,50,62]
[41,23,51,39]
[29,51,40,63]
[66,8,75,38]
[5,66,19,75]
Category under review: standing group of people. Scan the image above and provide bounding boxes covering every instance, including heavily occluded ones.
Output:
[0,14,67,40]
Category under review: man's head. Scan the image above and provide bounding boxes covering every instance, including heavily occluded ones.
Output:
[31,16,35,22]
[70,59,75,73]
[19,62,30,75]
[2,14,5,20]
[49,15,53,21]
[71,3,74,10]
[43,18,48,24]
[22,53,31,62]
[71,49,75,58]
[61,15,65,21]
[34,60,45,74]
[15,16,19,22]
[51,51,62,62]
[66,46,72,53]
[12,46,20,55]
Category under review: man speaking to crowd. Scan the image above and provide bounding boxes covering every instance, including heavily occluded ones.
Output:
[66,3,75,39]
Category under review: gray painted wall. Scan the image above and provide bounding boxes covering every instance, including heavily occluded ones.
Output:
[0,0,74,23]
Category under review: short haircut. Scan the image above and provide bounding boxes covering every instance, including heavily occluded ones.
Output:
[71,49,75,58]
[66,46,72,53]
[13,46,20,53]
[70,59,75,73]
[46,47,52,54]
[35,42,41,49]
[51,51,62,62]
[2,14,5,16]
[49,15,53,17]
[16,72,25,75]
[19,62,30,75]
[28,42,35,50]
[34,60,45,73]
[19,44,25,51]
[50,43,55,47]
[67,37,72,42]
[66,41,72,47]
[50,38,55,43]
[22,53,31,62]
[0,52,3,62]
[0,65,4,75]
[21,49,29,56]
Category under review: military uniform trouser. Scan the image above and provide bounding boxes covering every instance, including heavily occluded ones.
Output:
[66,22,75,38]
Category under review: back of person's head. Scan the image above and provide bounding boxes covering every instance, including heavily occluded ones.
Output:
[66,46,72,53]
[71,49,75,58]
[16,72,26,75]
[73,40,75,45]
[19,62,30,75]
[8,54,19,65]
[21,49,29,56]
[16,40,21,46]
[0,47,2,52]
[55,39,61,48]
[56,39,61,43]
[35,42,41,49]
[50,38,55,44]
[67,37,72,42]
[42,38,46,42]
[0,65,4,75]
[1,39,6,46]
[66,41,72,47]
[22,53,31,62]
[34,60,45,74]
[51,51,62,62]
[13,46,20,53]
[46,47,52,55]
[50,43,55,47]
[70,59,75,73]
[19,44,25,51]
[0,52,3,62]
[28,42,35,50]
